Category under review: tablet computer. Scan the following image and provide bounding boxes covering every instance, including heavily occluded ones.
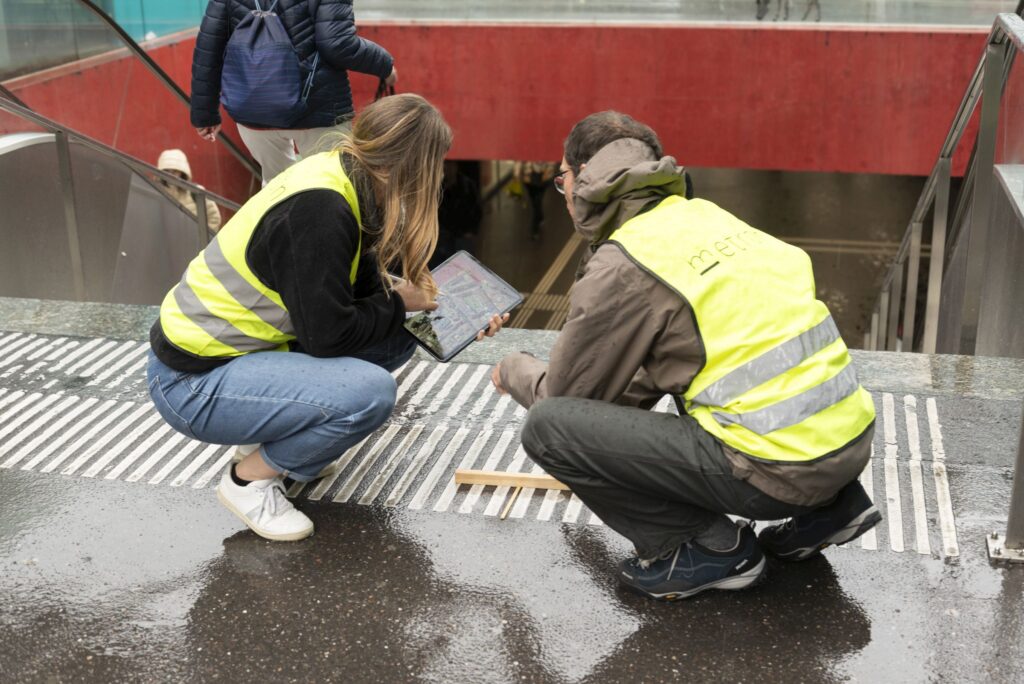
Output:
[403,251,523,363]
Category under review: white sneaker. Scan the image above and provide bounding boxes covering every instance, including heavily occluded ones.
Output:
[216,469,314,541]
[232,444,342,480]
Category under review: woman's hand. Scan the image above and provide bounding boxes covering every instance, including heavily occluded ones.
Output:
[475,313,510,341]
[393,281,438,312]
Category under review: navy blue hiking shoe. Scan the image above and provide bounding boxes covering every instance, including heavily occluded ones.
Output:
[617,521,766,601]
[758,480,882,561]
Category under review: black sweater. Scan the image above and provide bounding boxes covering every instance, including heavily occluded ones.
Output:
[150,189,406,373]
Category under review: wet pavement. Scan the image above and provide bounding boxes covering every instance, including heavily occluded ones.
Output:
[1,296,1024,682]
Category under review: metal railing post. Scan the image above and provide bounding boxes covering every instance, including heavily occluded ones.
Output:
[54,130,86,301]
[887,265,903,351]
[902,221,923,352]
[923,159,950,354]
[869,310,880,351]
[987,399,1024,563]
[959,40,1008,354]
[193,191,210,248]
[878,290,890,350]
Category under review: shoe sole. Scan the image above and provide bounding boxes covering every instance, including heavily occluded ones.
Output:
[768,505,883,561]
[232,450,340,480]
[216,486,314,542]
[620,555,767,602]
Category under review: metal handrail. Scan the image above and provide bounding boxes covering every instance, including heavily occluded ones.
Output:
[0,97,240,213]
[55,0,261,181]
[870,10,1024,356]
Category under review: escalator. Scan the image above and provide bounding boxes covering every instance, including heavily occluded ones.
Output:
[0,0,259,305]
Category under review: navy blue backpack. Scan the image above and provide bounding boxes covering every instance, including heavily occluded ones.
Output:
[220,0,318,128]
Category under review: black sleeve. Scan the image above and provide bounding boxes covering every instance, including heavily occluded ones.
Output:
[315,0,394,78]
[247,189,406,357]
[190,0,231,128]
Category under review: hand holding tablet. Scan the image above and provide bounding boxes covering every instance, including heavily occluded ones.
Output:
[403,251,522,362]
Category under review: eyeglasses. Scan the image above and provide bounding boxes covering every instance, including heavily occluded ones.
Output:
[553,168,571,195]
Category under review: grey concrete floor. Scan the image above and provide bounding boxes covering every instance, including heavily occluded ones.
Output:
[357,0,1018,25]
[1,297,1023,682]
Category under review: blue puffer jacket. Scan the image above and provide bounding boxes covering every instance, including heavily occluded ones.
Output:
[190,0,393,130]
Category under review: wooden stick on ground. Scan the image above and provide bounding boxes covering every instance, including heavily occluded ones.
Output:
[454,469,570,491]
[499,486,522,520]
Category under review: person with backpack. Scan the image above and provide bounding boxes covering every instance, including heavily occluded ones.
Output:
[148,94,508,541]
[190,0,397,184]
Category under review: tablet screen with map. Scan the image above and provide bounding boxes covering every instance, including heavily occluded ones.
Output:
[403,251,523,363]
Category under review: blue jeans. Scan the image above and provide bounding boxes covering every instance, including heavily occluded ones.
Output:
[147,335,417,481]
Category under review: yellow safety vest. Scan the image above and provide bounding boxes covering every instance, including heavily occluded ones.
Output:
[159,151,362,359]
[609,195,875,463]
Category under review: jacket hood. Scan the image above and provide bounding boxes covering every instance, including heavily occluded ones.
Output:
[157,149,192,181]
[571,138,688,245]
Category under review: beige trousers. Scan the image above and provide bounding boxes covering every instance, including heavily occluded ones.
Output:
[237,120,352,185]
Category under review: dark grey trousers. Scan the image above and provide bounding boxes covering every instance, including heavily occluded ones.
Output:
[520,397,813,559]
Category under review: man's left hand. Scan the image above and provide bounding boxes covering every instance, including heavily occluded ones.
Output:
[491,362,507,395]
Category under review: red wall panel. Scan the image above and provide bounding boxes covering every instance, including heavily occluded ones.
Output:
[3,21,987,203]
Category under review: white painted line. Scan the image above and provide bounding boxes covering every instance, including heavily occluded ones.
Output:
[170,443,226,487]
[460,429,516,514]
[588,512,605,526]
[41,380,58,390]
[0,393,61,445]
[468,378,497,417]
[359,424,426,505]
[27,337,67,360]
[89,343,148,384]
[562,494,585,524]
[0,332,21,347]
[39,401,135,473]
[859,449,878,551]
[536,485,566,522]
[46,339,78,361]
[446,365,489,418]
[84,415,165,478]
[148,440,207,485]
[384,425,449,507]
[395,361,429,404]
[423,364,469,414]
[408,427,470,510]
[483,445,527,517]
[48,338,104,370]
[509,463,543,519]
[0,394,78,459]
[105,356,148,390]
[483,394,516,429]
[927,397,959,557]
[881,393,904,552]
[64,339,125,377]
[0,390,29,423]
[332,424,403,503]
[433,429,493,512]
[903,395,931,555]
[654,395,673,413]
[2,336,60,368]
[0,335,39,367]
[11,361,47,379]
[193,450,234,489]
[286,479,306,498]
[61,403,152,476]
[126,432,193,482]
[3,397,100,469]
[306,434,375,501]
[104,423,176,480]
[403,364,448,414]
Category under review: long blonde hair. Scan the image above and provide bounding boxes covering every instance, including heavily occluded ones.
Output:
[335,94,453,295]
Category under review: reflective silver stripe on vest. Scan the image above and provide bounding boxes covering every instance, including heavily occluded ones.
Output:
[202,237,293,335]
[691,316,841,408]
[711,364,860,435]
[172,277,272,352]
